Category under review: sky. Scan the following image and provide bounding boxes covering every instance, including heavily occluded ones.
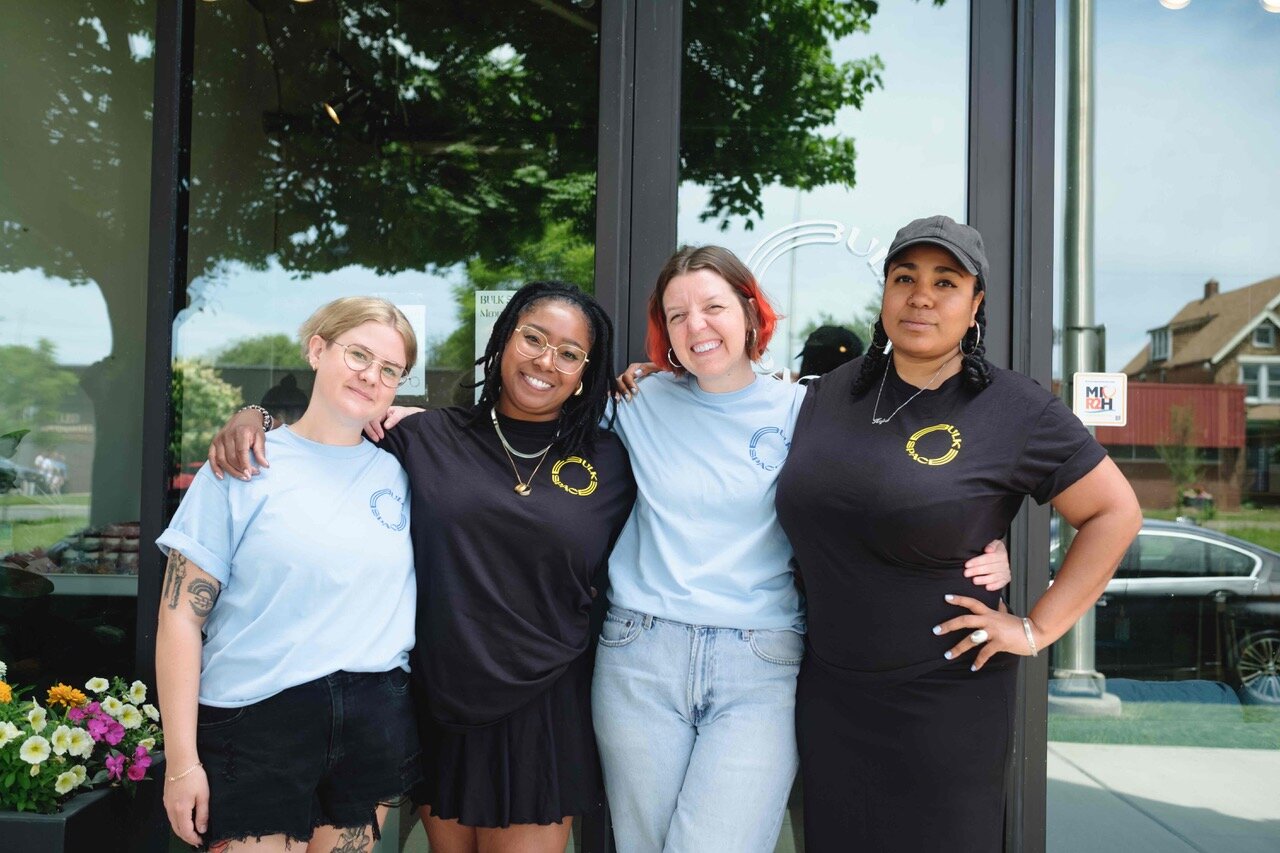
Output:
[3,0,1278,381]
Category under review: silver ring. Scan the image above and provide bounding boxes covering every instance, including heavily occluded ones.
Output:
[969,629,990,645]
[633,368,644,379]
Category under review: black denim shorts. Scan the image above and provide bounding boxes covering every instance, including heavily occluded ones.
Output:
[196,668,421,848]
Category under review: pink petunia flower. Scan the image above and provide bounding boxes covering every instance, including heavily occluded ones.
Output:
[127,761,147,782]
[84,702,101,715]
[105,752,126,781]
[86,716,109,741]
[104,720,125,746]
[67,707,86,722]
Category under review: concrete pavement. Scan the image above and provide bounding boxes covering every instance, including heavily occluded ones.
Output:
[1048,742,1280,853]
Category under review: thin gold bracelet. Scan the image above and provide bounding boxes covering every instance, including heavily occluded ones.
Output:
[167,761,203,783]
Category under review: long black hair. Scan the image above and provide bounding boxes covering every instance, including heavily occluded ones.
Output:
[470,280,616,456]
[851,289,993,397]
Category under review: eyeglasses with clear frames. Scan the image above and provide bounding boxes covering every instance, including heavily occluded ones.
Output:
[512,325,590,375]
[328,340,411,388]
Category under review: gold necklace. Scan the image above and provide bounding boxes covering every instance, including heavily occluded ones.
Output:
[871,353,959,426]
[491,409,556,496]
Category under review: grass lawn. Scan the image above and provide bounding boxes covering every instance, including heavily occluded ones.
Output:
[1050,701,1280,749]
[4,517,83,553]
[0,492,90,507]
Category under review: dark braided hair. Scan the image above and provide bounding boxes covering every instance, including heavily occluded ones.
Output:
[851,283,994,397]
[469,280,616,456]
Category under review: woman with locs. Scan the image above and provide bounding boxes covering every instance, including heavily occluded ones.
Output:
[600,245,1012,852]
[207,282,636,853]
[157,297,422,852]
[773,215,1142,851]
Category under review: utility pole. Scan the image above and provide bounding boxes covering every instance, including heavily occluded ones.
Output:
[1055,0,1120,716]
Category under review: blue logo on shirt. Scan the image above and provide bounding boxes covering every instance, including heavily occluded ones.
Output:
[369,489,408,531]
[749,426,791,471]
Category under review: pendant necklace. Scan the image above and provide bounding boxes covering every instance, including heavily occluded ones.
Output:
[870,353,960,426]
[491,408,556,496]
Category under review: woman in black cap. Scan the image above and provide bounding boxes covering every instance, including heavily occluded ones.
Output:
[774,215,1141,851]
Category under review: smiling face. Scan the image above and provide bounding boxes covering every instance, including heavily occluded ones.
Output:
[496,300,593,422]
[663,268,756,393]
[881,244,984,365]
[306,320,407,427]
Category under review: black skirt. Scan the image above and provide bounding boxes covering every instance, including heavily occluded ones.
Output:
[411,649,603,827]
[796,654,1017,852]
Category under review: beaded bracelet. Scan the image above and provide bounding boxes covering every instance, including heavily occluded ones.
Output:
[1022,617,1039,657]
[167,761,203,783]
[238,404,274,433]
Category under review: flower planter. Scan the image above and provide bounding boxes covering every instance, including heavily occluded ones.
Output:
[0,785,130,853]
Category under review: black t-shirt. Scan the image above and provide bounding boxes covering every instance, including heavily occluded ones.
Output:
[379,407,636,729]
[775,358,1106,678]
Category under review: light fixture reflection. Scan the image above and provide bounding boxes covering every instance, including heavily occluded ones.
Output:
[1158,0,1191,9]
[322,89,364,125]
[1262,0,1280,13]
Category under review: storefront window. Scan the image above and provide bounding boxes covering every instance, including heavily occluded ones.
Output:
[176,2,600,849]
[677,3,969,849]
[0,3,155,689]
[678,0,969,380]
[1050,2,1280,849]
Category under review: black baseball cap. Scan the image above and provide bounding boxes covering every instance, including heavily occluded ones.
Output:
[883,215,989,288]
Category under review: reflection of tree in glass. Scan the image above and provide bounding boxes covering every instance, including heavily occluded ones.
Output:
[1,5,155,524]
[0,343,81,452]
[170,361,243,469]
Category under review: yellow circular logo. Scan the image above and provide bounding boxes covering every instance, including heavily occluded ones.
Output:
[552,456,598,496]
[904,424,962,466]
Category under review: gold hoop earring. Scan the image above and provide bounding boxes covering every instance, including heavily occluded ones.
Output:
[574,382,584,396]
[961,323,981,356]
[747,327,758,357]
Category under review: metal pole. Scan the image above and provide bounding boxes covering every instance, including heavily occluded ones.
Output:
[1054,0,1115,711]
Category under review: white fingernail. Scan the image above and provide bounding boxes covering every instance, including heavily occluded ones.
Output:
[932,625,942,635]
[944,594,955,602]
[970,665,977,672]
[944,651,953,660]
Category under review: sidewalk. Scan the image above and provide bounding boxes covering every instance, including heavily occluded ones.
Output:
[1048,742,1280,853]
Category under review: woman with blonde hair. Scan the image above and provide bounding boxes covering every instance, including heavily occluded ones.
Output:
[157,297,421,852]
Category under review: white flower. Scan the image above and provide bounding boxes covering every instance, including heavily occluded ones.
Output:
[128,681,147,704]
[54,771,78,794]
[138,737,156,751]
[142,704,160,722]
[27,705,47,733]
[119,705,143,730]
[29,765,40,777]
[19,735,51,765]
[0,721,21,747]
[70,764,87,786]
[0,659,7,678]
[49,725,73,756]
[67,728,93,758]
[100,696,123,718]
[84,677,109,693]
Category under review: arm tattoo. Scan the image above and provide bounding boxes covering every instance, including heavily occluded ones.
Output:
[186,578,220,618]
[162,551,187,610]
[331,826,372,853]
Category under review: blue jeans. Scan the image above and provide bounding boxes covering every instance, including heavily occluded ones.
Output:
[592,606,802,853]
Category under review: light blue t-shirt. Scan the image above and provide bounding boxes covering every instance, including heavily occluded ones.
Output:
[157,427,416,707]
[608,373,807,629]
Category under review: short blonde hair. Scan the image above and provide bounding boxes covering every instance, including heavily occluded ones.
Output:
[298,297,418,372]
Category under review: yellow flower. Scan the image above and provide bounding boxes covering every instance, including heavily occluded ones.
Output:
[46,683,88,709]
[0,681,11,704]
[70,764,86,786]
[119,705,143,730]
[128,681,147,704]
[54,771,78,795]
[19,735,50,765]
[84,677,109,693]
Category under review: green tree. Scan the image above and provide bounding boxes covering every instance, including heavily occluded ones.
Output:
[1157,405,1202,508]
[214,334,308,369]
[0,341,80,447]
[170,361,244,468]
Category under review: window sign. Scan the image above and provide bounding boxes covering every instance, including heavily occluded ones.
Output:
[474,291,517,401]
[1072,372,1127,427]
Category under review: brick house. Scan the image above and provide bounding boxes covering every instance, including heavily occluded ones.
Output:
[1122,275,1280,504]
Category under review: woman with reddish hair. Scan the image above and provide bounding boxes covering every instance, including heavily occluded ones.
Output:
[594,245,1011,852]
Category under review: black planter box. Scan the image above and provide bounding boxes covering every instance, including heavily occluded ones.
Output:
[0,786,129,853]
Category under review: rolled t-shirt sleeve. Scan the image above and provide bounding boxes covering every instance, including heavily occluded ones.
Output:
[1012,395,1109,505]
[156,465,236,584]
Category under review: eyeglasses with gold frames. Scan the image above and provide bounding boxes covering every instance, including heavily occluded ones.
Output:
[512,325,590,375]
[328,340,411,388]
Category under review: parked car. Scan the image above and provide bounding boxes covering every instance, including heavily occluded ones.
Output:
[1052,519,1280,704]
